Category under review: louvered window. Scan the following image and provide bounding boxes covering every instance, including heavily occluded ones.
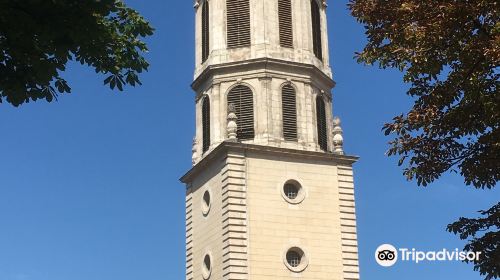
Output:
[227,85,254,140]
[278,0,293,48]
[201,1,210,63]
[282,84,297,141]
[286,250,302,267]
[202,96,211,152]
[310,0,322,61]
[226,0,251,48]
[316,96,327,151]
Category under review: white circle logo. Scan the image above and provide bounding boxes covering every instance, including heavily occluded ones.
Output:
[375,244,398,267]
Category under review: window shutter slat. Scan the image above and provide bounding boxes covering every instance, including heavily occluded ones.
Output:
[278,0,293,48]
[227,0,251,48]
[316,96,327,151]
[227,85,254,140]
[201,2,210,63]
[202,96,211,152]
[282,85,297,141]
[311,0,323,61]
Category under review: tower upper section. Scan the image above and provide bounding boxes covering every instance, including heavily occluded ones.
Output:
[193,0,332,79]
[191,0,342,165]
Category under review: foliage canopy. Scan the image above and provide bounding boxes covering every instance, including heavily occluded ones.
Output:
[0,0,154,106]
[447,202,500,280]
[349,1,499,279]
[350,0,498,188]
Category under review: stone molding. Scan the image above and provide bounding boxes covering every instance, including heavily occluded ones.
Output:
[181,141,358,184]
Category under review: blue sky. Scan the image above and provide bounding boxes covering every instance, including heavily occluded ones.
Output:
[0,1,498,280]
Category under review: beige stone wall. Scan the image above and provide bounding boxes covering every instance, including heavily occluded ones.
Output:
[245,153,359,279]
[186,149,251,280]
[187,157,226,280]
[183,144,360,280]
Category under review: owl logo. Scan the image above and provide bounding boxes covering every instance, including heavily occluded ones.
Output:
[378,250,396,261]
[375,244,398,267]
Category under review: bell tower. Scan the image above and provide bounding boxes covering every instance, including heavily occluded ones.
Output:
[181,0,360,279]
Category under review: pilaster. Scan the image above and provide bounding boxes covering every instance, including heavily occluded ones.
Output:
[337,165,360,280]
[221,151,249,280]
[186,186,194,280]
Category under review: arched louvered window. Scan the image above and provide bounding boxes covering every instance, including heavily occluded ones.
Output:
[310,0,322,61]
[227,85,254,140]
[282,84,297,141]
[226,0,251,48]
[278,0,293,48]
[202,96,211,152]
[316,95,327,151]
[201,1,210,63]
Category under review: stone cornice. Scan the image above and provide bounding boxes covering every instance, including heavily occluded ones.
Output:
[180,141,359,184]
[191,58,336,93]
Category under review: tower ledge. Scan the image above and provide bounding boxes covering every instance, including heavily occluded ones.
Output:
[191,57,335,93]
[180,141,358,184]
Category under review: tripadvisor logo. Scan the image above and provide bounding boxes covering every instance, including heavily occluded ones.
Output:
[375,244,398,267]
[375,244,482,267]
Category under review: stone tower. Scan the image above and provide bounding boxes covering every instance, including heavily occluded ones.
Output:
[180,0,360,279]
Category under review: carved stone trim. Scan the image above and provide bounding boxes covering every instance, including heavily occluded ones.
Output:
[337,165,360,280]
[186,186,194,280]
[221,151,248,279]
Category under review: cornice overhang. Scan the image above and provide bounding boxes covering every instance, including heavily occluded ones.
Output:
[191,58,336,92]
[180,141,359,184]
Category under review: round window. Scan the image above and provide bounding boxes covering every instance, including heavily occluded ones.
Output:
[284,183,299,200]
[286,250,302,267]
[202,254,212,279]
[284,247,308,272]
[201,190,211,216]
[281,180,305,204]
[204,254,211,271]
